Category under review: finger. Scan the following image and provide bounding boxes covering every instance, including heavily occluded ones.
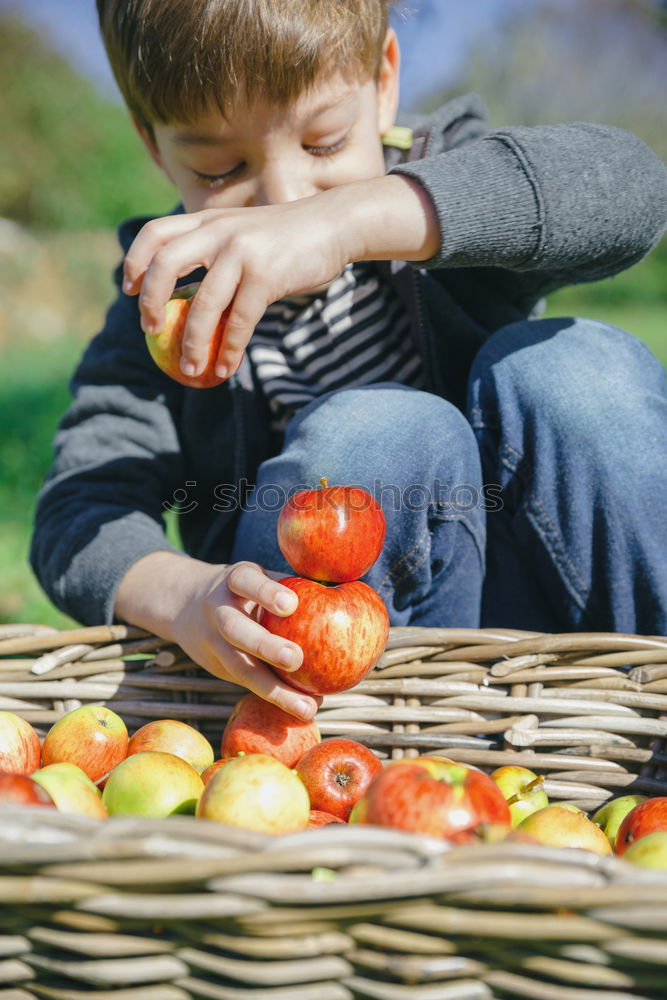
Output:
[180,259,241,377]
[123,214,208,296]
[213,602,303,673]
[227,562,297,614]
[213,276,268,379]
[137,225,223,335]
[210,643,318,720]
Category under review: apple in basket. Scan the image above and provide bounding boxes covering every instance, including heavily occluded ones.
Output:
[201,758,234,785]
[259,577,389,695]
[354,757,510,842]
[615,797,667,855]
[196,752,310,834]
[0,712,41,774]
[591,794,647,849]
[102,751,204,817]
[308,809,346,827]
[32,762,108,820]
[41,705,128,783]
[0,772,56,808]
[623,831,667,869]
[127,719,214,774]
[517,805,612,854]
[277,478,386,582]
[221,692,320,767]
[491,765,549,827]
[296,738,383,821]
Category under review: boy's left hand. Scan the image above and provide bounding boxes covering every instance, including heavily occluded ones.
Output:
[122,176,439,380]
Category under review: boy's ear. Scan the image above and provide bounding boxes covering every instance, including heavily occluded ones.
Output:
[376,28,400,137]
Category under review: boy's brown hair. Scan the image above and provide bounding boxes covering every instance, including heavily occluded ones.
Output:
[97,0,396,132]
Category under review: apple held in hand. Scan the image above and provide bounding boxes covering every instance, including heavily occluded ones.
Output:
[356,758,510,842]
[32,763,108,820]
[0,712,41,774]
[145,283,232,389]
[278,478,386,582]
[591,794,647,849]
[0,772,56,808]
[127,719,214,774]
[491,765,549,827]
[260,577,389,695]
[196,752,310,834]
[221,693,320,767]
[102,751,204,817]
[296,738,382,821]
[42,705,128,783]
[615,797,667,855]
[517,806,612,854]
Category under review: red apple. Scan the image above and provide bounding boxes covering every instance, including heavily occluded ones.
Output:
[0,772,56,808]
[0,712,41,774]
[102,751,204,817]
[196,752,310,834]
[356,758,510,842]
[145,283,232,389]
[623,831,667,869]
[517,806,612,854]
[221,693,320,767]
[615,797,667,855]
[296,738,382,821]
[42,705,128,783]
[127,719,214,774]
[277,478,386,582]
[308,809,346,827]
[491,765,549,827]
[201,758,234,785]
[591,794,647,848]
[32,763,108,820]
[260,577,389,695]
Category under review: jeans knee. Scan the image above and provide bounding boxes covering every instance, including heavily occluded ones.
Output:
[285,383,482,485]
[469,317,665,432]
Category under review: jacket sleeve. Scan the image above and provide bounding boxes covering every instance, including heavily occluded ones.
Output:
[391,94,667,300]
[30,247,187,627]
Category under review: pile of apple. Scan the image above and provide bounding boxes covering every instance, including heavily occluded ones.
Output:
[2,705,667,866]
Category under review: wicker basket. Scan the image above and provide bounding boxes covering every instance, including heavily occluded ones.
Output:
[1,622,667,999]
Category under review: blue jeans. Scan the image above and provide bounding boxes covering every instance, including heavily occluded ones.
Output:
[232,318,667,634]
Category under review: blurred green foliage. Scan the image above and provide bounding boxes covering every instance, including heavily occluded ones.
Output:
[0,14,174,229]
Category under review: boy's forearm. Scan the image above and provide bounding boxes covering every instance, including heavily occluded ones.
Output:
[114,550,222,640]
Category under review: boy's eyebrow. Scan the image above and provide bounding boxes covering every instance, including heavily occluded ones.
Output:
[171,131,232,147]
[170,93,357,147]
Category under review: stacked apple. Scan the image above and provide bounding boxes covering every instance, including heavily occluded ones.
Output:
[259,477,390,695]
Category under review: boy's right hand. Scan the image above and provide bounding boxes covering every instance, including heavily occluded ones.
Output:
[115,553,318,721]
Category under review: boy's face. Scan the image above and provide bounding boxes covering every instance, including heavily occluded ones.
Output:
[138,31,400,214]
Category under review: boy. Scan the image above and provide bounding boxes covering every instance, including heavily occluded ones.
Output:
[31,0,667,722]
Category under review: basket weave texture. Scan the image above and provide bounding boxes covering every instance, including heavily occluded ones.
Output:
[1,622,667,999]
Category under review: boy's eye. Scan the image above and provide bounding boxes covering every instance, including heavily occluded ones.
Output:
[193,163,245,188]
[304,137,348,157]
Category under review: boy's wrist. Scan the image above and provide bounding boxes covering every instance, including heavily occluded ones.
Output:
[114,550,223,641]
[324,174,440,266]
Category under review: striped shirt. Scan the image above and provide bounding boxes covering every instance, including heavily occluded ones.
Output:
[248,261,425,437]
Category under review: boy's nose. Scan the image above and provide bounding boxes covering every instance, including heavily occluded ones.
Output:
[252,165,316,207]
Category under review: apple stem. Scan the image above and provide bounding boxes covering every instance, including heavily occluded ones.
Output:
[319,477,329,489]
[506,775,545,806]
